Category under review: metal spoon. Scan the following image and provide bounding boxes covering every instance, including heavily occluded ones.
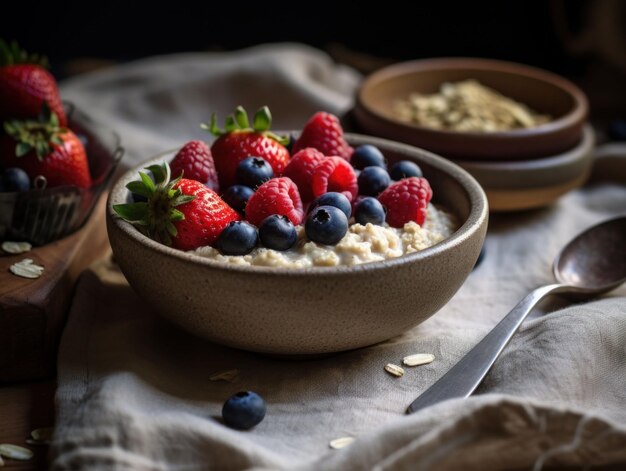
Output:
[407,216,626,414]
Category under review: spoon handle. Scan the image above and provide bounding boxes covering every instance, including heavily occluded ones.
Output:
[406,283,564,414]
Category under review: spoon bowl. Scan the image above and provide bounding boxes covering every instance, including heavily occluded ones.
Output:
[408,216,626,414]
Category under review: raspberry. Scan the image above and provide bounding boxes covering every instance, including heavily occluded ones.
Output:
[282,148,325,203]
[170,140,219,192]
[293,112,353,160]
[311,157,358,202]
[377,177,433,228]
[245,177,304,227]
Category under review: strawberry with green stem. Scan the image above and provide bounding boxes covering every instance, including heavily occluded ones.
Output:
[0,39,67,126]
[204,106,290,189]
[113,162,240,250]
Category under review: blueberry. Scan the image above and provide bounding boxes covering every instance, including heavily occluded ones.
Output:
[351,145,386,170]
[390,161,422,180]
[354,197,386,225]
[1,168,30,192]
[607,119,626,141]
[222,391,266,430]
[131,170,155,203]
[305,205,348,245]
[215,221,258,255]
[259,215,298,251]
[357,166,390,196]
[309,192,352,219]
[223,185,255,215]
[76,133,89,147]
[236,157,274,188]
[285,133,298,154]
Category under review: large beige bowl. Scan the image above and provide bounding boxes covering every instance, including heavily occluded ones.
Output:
[107,134,488,355]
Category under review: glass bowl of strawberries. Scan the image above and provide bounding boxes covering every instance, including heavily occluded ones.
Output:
[0,40,123,245]
[107,106,487,355]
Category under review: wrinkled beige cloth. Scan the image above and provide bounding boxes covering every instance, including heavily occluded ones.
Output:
[53,44,626,470]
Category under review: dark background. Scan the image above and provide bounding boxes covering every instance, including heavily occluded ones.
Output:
[2,0,625,121]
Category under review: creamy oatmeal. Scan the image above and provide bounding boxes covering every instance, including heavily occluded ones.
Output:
[192,204,457,268]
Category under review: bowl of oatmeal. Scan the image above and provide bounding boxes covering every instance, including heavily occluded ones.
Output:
[354,58,588,160]
[107,134,487,355]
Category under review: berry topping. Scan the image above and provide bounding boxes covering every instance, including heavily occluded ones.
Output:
[293,112,353,160]
[245,177,304,227]
[0,167,30,192]
[354,197,386,225]
[259,214,298,251]
[222,391,266,430]
[236,156,274,188]
[222,184,255,215]
[282,147,325,203]
[170,140,219,192]
[215,220,258,255]
[305,205,349,246]
[357,166,391,196]
[309,192,352,219]
[377,177,433,228]
[351,145,386,170]
[389,160,423,181]
[311,156,358,202]
[203,106,289,188]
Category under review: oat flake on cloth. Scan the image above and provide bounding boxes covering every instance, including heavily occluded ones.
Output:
[53,44,626,470]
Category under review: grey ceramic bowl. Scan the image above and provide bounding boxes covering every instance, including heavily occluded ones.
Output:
[107,134,488,355]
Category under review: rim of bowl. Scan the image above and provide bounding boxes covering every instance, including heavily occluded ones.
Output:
[107,133,488,277]
[357,57,589,139]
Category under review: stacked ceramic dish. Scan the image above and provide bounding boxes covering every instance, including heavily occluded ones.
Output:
[354,58,591,211]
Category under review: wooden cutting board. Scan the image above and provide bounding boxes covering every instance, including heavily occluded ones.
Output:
[0,194,110,383]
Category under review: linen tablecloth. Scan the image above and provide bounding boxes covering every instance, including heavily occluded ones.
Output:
[52,44,626,470]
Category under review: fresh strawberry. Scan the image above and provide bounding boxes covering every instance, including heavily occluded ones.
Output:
[0,40,67,126]
[1,106,91,188]
[377,177,433,228]
[282,147,325,203]
[292,112,353,160]
[310,156,358,202]
[245,177,304,227]
[113,162,239,250]
[204,106,290,189]
[170,140,219,192]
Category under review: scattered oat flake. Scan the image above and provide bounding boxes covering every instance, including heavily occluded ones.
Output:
[0,454,4,466]
[209,369,239,382]
[9,259,44,279]
[25,438,49,447]
[384,363,405,377]
[30,427,53,442]
[403,353,435,367]
[329,437,355,449]
[0,444,34,461]
[1,241,32,254]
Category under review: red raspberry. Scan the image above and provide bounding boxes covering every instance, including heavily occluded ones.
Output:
[377,177,433,228]
[311,157,358,202]
[293,112,353,160]
[282,148,325,203]
[245,177,304,227]
[170,140,219,192]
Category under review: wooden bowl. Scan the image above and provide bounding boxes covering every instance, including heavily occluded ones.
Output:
[107,134,488,355]
[354,58,588,160]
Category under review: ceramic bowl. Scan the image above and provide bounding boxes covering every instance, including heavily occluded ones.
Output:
[107,134,488,355]
[354,58,588,160]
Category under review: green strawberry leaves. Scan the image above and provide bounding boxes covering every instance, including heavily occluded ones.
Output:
[0,39,49,68]
[201,105,289,145]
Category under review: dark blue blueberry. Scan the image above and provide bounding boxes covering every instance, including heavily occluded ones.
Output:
[285,133,298,154]
[309,192,352,219]
[305,205,348,245]
[236,157,274,188]
[259,214,298,251]
[390,161,423,181]
[131,170,154,203]
[1,167,30,192]
[357,166,390,196]
[222,185,255,215]
[222,391,266,430]
[354,197,386,225]
[351,145,386,170]
[215,221,258,255]
[607,119,626,141]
